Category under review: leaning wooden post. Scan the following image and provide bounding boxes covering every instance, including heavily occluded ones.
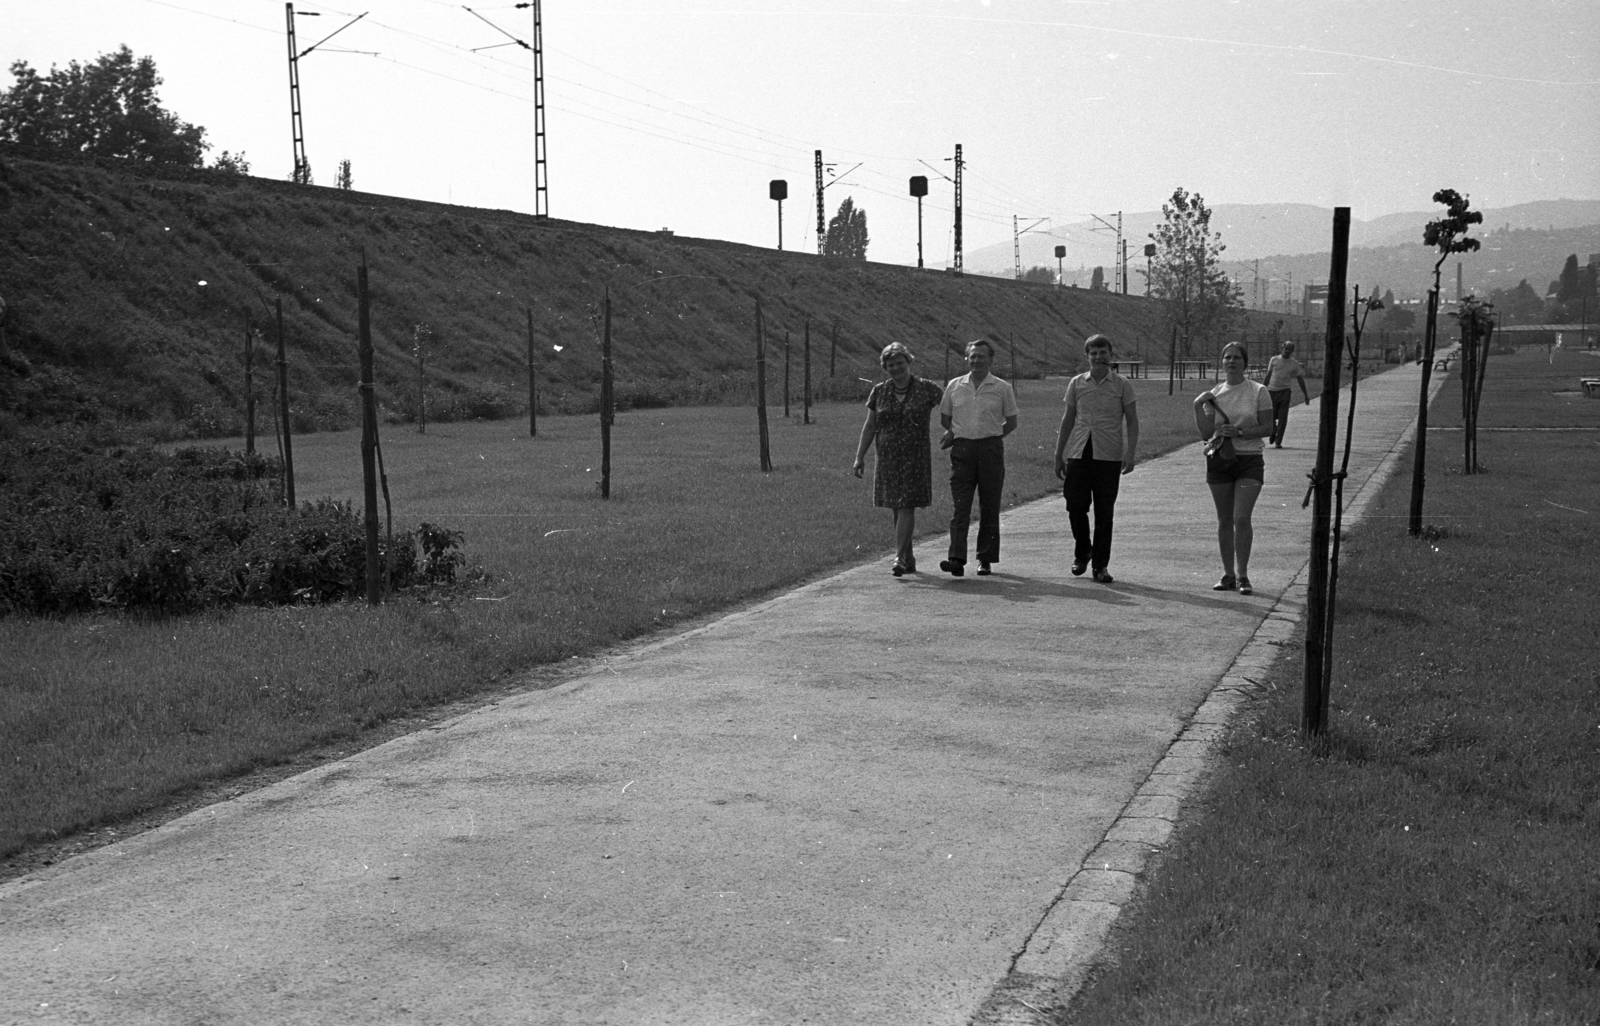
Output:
[527,307,537,437]
[783,331,791,419]
[601,289,613,500]
[275,297,295,508]
[243,313,256,455]
[357,258,382,606]
[754,299,772,472]
[803,319,812,425]
[1302,207,1349,738]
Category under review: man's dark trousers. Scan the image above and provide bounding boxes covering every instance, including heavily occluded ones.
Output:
[1063,456,1122,571]
[1268,388,1293,445]
[948,436,1005,566]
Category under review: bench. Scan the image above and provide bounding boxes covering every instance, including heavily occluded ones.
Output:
[1581,377,1600,398]
[1434,355,1456,371]
[1111,359,1145,378]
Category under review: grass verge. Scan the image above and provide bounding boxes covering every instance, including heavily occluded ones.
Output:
[1061,350,1600,1024]
[2,379,1215,872]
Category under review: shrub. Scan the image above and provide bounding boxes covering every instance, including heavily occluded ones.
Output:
[0,442,461,616]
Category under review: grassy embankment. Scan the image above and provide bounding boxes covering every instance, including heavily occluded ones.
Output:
[1061,347,1600,1025]
[0,143,1310,443]
[1,379,1232,868]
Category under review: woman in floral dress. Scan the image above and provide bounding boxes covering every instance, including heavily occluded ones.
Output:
[852,343,945,576]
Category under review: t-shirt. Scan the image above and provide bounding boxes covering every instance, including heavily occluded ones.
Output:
[1266,355,1305,391]
[1204,379,1274,454]
[1061,371,1136,461]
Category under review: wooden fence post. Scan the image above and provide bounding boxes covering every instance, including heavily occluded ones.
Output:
[803,319,812,424]
[755,300,772,472]
[276,297,295,508]
[527,307,537,438]
[1302,207,1349,737]
[244,313,255,455]
[601,290,613,499]
[357,259,381,605]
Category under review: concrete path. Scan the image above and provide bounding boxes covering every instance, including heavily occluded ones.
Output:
[0,363,1441,1026]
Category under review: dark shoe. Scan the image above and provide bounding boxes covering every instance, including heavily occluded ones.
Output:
[892,562,906,577]
[1238,576,1253,595]
[905,558,917,574]
[976,562,992,576]
[1213,575,1237,591]
[939,559,965,577]
[1092,568,1114,584]
[1071,560,1088,576]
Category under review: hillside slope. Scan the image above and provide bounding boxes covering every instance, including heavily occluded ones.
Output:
[0,146,1283,440]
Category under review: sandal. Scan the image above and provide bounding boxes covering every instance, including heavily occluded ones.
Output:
[1238,576,1253,595]
[1212,574,1237,591]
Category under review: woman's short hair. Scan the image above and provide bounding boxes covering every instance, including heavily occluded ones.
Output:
[1221,341,1249,361]
[965,339,995,358]
[879,342,915,367]
[1084,333,1114,353]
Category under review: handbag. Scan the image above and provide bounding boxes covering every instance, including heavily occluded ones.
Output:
[1203,398,1239,472]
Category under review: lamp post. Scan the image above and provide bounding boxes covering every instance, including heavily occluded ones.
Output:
[910,176,928,268]
[769,180,787,251]
[1055,245,1066,288]
[1143,243,1155,297]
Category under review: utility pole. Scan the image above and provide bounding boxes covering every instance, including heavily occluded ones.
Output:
[528,0,548,217]
[953,144,964,275]
[770,179,787,250]
[1089,212,1122,292]
[285,4,311,185]
[1013,216,1048,280]
[910,176,928,268]
[815,151,825,256]
[471,4,546,215]
[284,5,371,186]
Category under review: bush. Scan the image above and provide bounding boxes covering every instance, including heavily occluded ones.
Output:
[0,442,460,616]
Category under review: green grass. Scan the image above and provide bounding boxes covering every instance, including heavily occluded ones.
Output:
[1,382,1204,861]
[1061,350,1600,1025]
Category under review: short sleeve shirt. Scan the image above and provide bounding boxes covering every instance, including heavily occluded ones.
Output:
[1266,355,1305,391]
[1062,371,1136,461]
[1205,379,1275,454]
[940,373,1018,439]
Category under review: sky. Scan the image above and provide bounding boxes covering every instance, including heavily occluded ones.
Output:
[5,0,1599,270]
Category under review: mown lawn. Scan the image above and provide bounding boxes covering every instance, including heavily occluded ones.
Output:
[2,380,1208,866]
[1061,348,1600,1025]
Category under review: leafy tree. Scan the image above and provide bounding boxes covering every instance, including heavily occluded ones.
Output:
[1146,187,1241,356]
[823,197,869,260]
[1487,278,1544,325]
[1022,265,1054,284]
[211,151,250,176]
[1383,304,1417,331]
[0,46,207,165]
[1090,266,1105,291]
[336,159,353,191]
[1555,254,1584,303]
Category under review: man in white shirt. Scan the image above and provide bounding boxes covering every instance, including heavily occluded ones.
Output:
[938,339,1019,577]
[1053,334,1139,583]
[1264,341,1310,448]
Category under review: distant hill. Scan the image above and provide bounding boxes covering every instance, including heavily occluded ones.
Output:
[968,199,1600,284]
[0,145,1291,441]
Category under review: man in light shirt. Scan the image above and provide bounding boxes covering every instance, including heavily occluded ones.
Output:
[1264,340,1310,448]
[1053,334,1139,583]
[938,339,1018,577]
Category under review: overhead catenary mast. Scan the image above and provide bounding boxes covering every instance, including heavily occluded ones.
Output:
[284,4,371,186]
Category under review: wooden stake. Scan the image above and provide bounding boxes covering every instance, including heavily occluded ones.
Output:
[276,297,295,508]
[357,258,381,605]
[601,290,613,500]
[1302,207,1349,737]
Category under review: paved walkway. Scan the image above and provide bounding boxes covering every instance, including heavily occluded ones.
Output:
[0,364,1441,1026]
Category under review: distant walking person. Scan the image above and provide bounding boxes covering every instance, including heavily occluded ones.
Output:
[853,343,945,576]
[1264,340,1310,447]
[1196,341,1275,595]
[1053,334,1139,583]
[938,339,1018,577]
